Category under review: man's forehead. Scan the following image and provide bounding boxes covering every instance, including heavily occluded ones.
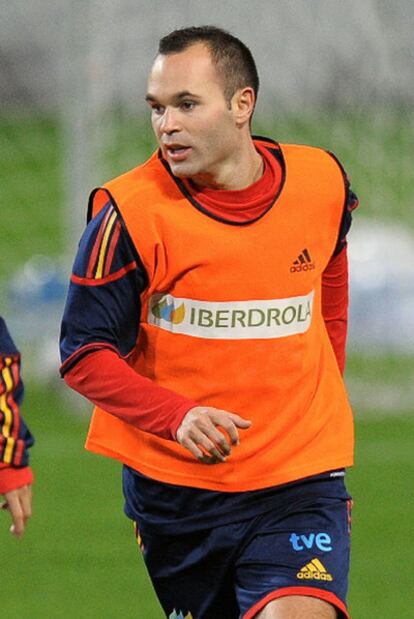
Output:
[148,43,220,93]
[153,42,213,68]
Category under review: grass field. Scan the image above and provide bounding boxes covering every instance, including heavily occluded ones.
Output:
[1,112,413,617]
[1,384,413,618]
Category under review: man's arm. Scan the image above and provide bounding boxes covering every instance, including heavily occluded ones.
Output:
[60,203,251,460]
[321,181,358,373]
[60,202,198,439]
[0,317,34,538]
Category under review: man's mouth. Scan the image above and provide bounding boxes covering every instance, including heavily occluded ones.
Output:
[164,144,192,162]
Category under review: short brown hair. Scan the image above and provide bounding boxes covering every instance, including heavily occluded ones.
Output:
[158,26,259,105]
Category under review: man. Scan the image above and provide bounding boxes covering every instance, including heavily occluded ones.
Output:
[0,316,34,538]
[60,26,357,618]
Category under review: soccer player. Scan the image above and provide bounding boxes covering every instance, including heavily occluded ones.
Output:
[0,316,34,538]
[60,26,358,618]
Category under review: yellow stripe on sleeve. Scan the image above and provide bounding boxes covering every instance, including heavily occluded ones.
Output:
[95,210,117,279]
[1,358,15,463]
[4,436,15,464]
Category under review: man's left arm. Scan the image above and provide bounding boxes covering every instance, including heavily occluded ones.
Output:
[321,183,358,374]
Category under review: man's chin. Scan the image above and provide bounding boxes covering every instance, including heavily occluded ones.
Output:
[169,162,196,179]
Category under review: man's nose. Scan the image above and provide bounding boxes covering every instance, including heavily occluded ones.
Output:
[160,107,180,134]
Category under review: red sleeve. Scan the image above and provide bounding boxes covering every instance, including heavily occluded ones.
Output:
[321,246,349,375]
[63,349,197,440]
[0,465,33,494]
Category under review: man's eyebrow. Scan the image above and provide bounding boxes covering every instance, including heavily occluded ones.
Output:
[145,91,201,103]
[175,91,201,100]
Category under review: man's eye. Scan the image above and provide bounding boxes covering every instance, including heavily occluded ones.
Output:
[181,101,195,111]
[151,105,164,115]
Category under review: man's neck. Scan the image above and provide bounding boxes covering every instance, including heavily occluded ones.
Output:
[190,138,264,191]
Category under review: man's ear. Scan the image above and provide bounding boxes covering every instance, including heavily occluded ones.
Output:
[232,87,255,127]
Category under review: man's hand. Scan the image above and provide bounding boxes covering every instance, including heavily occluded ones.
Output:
[0,484,32,538]
[176,406,252,464]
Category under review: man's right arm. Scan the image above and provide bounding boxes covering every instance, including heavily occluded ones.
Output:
[60,202,196,440]
[60,201,251,458]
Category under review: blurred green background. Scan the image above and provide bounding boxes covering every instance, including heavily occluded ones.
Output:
[1,2,414,618]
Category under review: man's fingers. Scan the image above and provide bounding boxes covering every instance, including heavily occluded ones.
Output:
[210,430,231,455]
[176,406,252,463]
[190,428,227,462]
[2,486,32,538]
[196,421,231,456]
[213,412,252,446]
[179,436,205,461]
[180,422,228,462]
[227,413,252,429]
[213,416,240,446]
[5,493,25,538]
[20,485,33,521]
[180,436,223,463]
[10,524,23,538]
[183,415,231,458]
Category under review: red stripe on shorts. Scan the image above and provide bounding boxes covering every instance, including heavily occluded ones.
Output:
[242,586,350,619]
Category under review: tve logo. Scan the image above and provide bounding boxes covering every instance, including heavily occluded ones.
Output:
[289,532,332,552]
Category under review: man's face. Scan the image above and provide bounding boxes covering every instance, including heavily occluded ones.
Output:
[146,43,240,187]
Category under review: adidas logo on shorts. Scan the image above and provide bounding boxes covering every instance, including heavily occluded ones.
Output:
[296,558,333,581]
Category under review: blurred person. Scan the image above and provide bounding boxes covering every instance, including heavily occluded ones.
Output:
[60,26,358,619]
[0,316,34,538]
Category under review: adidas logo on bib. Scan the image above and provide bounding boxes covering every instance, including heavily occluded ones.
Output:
[297,558,333,581]
[290,248,315,273]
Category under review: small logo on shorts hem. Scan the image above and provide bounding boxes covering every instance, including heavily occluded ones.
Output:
[169,610,193,619]
[297,558,333,582]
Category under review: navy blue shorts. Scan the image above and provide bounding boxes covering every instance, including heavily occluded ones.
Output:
[131,476,352,619]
